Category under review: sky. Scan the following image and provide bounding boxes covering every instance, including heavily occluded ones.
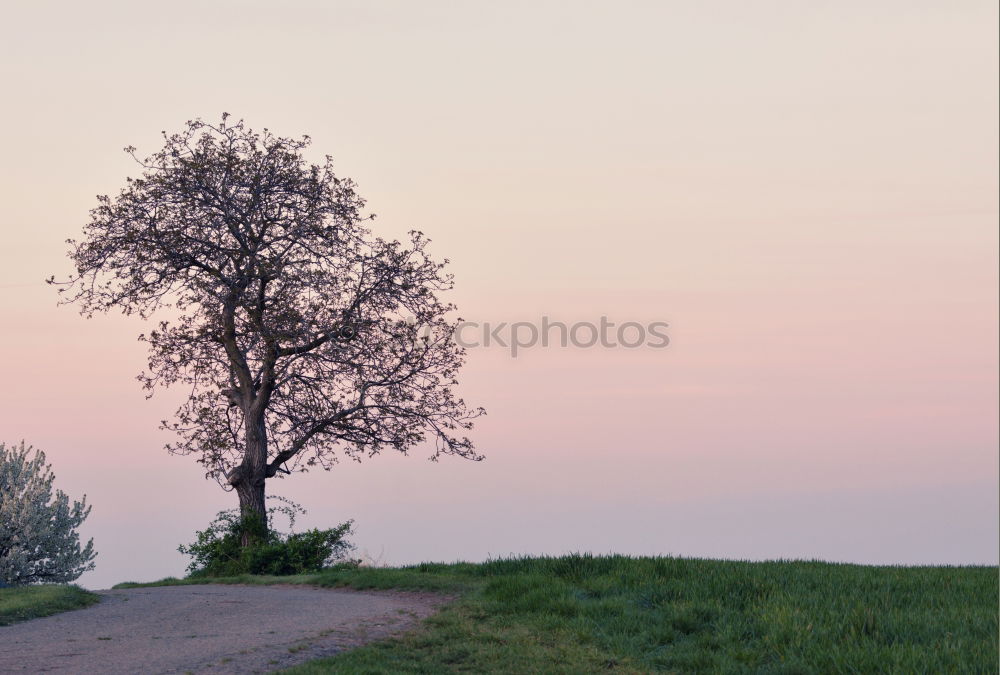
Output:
[0,1,997,589]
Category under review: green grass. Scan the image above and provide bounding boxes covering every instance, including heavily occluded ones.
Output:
[115,555,999,673]
[0,584,100,626]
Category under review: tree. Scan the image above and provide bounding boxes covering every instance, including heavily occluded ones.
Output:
[53,115,483,530]
[0,442,97,585]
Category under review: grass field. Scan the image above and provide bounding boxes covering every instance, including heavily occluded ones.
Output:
[115,555,999,674]
[0,584,99,626]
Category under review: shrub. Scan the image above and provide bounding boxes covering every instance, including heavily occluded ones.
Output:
[0,442,96,585]
[179,499,355,577]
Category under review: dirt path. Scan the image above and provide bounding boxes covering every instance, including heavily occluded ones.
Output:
[0,584,445,674]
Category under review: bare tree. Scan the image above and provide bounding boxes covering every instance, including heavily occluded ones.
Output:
[53,115,483,528]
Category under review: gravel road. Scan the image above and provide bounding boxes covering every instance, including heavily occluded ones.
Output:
[0,584,445,674]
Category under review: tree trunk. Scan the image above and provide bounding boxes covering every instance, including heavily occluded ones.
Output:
[233,412,269,546]
[234,477,266,519]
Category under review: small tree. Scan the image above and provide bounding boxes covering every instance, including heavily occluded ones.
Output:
[0,442,97,585]
[53,115,483,532]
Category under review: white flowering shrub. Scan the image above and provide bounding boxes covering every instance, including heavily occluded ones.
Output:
[0,442,96,585]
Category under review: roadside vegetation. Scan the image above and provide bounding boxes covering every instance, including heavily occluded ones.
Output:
[1,441,97,587]
[177,502,355,578]
[115,554,998,673]
[0,585,99,626]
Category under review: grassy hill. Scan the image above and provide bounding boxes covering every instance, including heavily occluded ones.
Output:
[116,554,998,673]
[0,584,98,626]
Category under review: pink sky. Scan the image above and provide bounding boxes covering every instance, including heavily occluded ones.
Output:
[1,1,997,588]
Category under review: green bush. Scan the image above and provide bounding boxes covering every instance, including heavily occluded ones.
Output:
[179,499,355,577]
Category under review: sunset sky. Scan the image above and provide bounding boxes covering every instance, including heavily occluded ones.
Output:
[1,1,997,589]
